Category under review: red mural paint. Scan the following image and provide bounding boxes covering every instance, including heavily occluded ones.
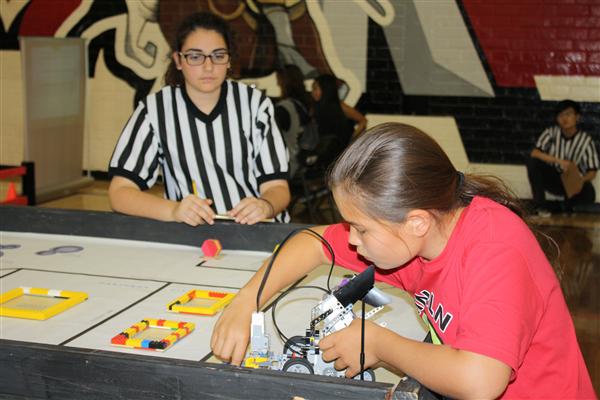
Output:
[462,0,600,88]
[19,0,82,36]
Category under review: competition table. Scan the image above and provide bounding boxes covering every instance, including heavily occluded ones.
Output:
[0,206,434,400]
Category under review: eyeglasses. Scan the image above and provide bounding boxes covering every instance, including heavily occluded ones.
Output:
[178,51,230,66]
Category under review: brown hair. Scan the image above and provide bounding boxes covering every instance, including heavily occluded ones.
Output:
[276,64,311,108]
[329,122,525,222]
[164,12,233,87]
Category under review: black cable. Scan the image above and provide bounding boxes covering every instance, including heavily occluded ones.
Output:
[325,254,335,292]
[270,285,329,355]
[267,252,372,381]
[360,298,366,380]
[255,227,336,311]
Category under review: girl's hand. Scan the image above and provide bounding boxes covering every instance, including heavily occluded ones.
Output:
[228,197,273,224]
[319,319,384,378]
[211,292,255,366]
[172,195,215,226]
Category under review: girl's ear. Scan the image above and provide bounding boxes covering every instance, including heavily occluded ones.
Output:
[173,52,183,70]
[404,210,431,237]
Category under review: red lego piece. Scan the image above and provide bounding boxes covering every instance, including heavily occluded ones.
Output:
[201,239,222,258]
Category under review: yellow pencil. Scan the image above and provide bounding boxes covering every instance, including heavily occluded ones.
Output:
[214,214,274,223]
[193,179,273,223]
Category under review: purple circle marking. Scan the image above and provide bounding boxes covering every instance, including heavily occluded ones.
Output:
[36,245,84,256]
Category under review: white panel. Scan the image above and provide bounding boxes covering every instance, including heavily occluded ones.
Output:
[413,0,494,96]
[366,114,470,172]
[467,163,532,199]
[20,37,91,200]
[534,75,600,102]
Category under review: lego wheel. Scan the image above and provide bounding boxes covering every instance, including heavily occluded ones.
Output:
[282,358,314,375]
[283,335,305,356]
[352,368,376,382]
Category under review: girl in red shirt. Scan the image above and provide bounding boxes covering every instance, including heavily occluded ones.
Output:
[211,122,595,399]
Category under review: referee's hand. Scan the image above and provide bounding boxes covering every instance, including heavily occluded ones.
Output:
[173,195,215,226]
[228,197,271,225]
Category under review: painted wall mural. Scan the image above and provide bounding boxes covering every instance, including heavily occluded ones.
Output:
[4,0,598,96]
[1,0,503,103]
[2,0,355,103]
[1,0,599,169]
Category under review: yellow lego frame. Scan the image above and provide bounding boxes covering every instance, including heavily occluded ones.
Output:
[0,287,88,320]
[167,289,235,316]
[110,318,195,351]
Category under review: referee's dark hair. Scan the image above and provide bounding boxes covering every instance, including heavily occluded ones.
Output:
[164,12,233,87]
[555,99,581,116]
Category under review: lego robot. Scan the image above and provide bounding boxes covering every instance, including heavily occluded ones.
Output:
[244,266,390,381]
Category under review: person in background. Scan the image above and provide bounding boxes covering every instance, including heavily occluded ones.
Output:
[211,122,594,399]
[108,12,291,225]
[311,74,367,167]
[274,64,313,178]
[527,99,598,215]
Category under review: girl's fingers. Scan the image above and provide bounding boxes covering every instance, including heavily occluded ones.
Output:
[231,339,248,366]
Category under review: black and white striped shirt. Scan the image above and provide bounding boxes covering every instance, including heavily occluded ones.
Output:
[535,125,599,174]
[109,81,290,222]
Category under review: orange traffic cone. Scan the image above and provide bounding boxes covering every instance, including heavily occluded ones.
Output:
[5,182,17,201]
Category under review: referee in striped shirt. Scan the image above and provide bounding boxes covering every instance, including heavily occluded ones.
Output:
[108,12,291,225]
[527,99,598,214]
